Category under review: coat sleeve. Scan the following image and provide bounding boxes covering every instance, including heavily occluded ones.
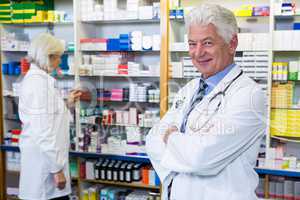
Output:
[19,76,66,173]
[160,85,267,176]
[146,84,189,182]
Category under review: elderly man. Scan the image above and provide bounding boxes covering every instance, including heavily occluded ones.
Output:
[146,4,266,200]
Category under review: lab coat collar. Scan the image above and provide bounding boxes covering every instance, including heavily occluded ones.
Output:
[27,63,55,84]
[204,64,242,101]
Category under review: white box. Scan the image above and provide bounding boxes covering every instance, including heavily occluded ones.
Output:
[138,6,153,19]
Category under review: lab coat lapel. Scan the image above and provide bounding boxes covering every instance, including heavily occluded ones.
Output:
[205,65,242,101]
[187,65,242,134]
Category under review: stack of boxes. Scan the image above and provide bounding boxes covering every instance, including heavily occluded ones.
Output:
[234,51,269,80]
[80,159,160,186]
[81,0,160,22]
[0,1,10,24]
[271,83,293,108]
[271,109,300,137]
[0,0,72,24]
[273,61,300,81]
[11,0,54,23]
[80,32,160,52]
[78,107,160,154]
[273,0,299,16]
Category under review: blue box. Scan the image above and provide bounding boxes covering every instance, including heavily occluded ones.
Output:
[8,62,15,75]
[2,63,9,74]
[107,39,120,51]
[59,54,69,70]
[293,23,300,30]
[155,172,161,186]
[14,66,21,75]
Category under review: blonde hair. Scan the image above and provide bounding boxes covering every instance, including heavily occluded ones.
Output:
[185,4,238,44]
[27,33,65,71]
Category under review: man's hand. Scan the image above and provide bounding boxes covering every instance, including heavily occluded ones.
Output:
[67,90,82,108]
[163,126,178,144]
[53,170,66,190]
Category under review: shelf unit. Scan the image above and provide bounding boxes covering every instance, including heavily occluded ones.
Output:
[1,0,300,199]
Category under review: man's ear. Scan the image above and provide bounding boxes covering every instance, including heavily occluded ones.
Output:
[229,34,238,54]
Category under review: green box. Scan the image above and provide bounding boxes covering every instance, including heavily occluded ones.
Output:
[288,72,298,81]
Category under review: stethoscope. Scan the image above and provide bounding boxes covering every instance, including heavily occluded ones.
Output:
[188,70,244,132]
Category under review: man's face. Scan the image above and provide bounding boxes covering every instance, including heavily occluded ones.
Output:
[188,23,237,79]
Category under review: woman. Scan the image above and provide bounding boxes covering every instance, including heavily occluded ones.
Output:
[18,33,81,200]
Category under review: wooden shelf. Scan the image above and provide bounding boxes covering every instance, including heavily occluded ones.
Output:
[81,179,160,190]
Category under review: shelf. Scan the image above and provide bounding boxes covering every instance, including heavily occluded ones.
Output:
[7,195,19,200]
[170,15,269,23]
[80,49,159,53]
[69,151,150,163]
[79,74,160,78]
[4,117,21,122]
[271,107,300,110]
[275,15,300,19]
[2,50,28,53]
[0,145,151,163]
[3,21,73,27]
[271,135,300,142]
[82,19,160,24]
[95,99,159,104]
[81,179,160,190]
[0,145,19,152]
[80,122,153,129]
[255,167,300,177]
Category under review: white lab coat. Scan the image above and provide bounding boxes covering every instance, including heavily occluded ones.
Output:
[18,64,71,200]
[146,65,266,200]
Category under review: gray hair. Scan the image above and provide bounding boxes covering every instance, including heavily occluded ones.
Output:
[185,4,238,44]
[27,33,65,71]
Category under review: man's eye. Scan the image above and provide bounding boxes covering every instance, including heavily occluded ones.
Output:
[203,41,213,46]
[188,43,196,47]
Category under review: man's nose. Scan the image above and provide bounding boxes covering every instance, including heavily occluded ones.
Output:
[194,43,205,57]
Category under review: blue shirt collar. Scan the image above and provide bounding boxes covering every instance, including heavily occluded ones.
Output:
[201,63,236,95]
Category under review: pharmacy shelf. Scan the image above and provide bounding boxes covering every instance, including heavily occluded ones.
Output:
[95,99,159,104]
[255,167,300,178]
[81,179,160,190]
[80,122,153,129]
[7,195,19,200]
[271,135,300,142]
[271,107,300,110]
[2,21,73,27]
[80,50,160,53]
[79,74,160,78]
[170,49,270,52]
[273,49,300,52]
[81,19,160,24]
[1,50,28,53]
[274,15,300,19]
[170,15,269,23]
[0,145,19,152]
[4,117,21,122]
[0,145,151,163]
[69,151,150,163]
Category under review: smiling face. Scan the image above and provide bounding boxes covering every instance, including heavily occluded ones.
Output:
[188,23,237,79]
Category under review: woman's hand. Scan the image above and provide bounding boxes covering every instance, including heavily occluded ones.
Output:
[67,90,82,108]
[53,170,66,190]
